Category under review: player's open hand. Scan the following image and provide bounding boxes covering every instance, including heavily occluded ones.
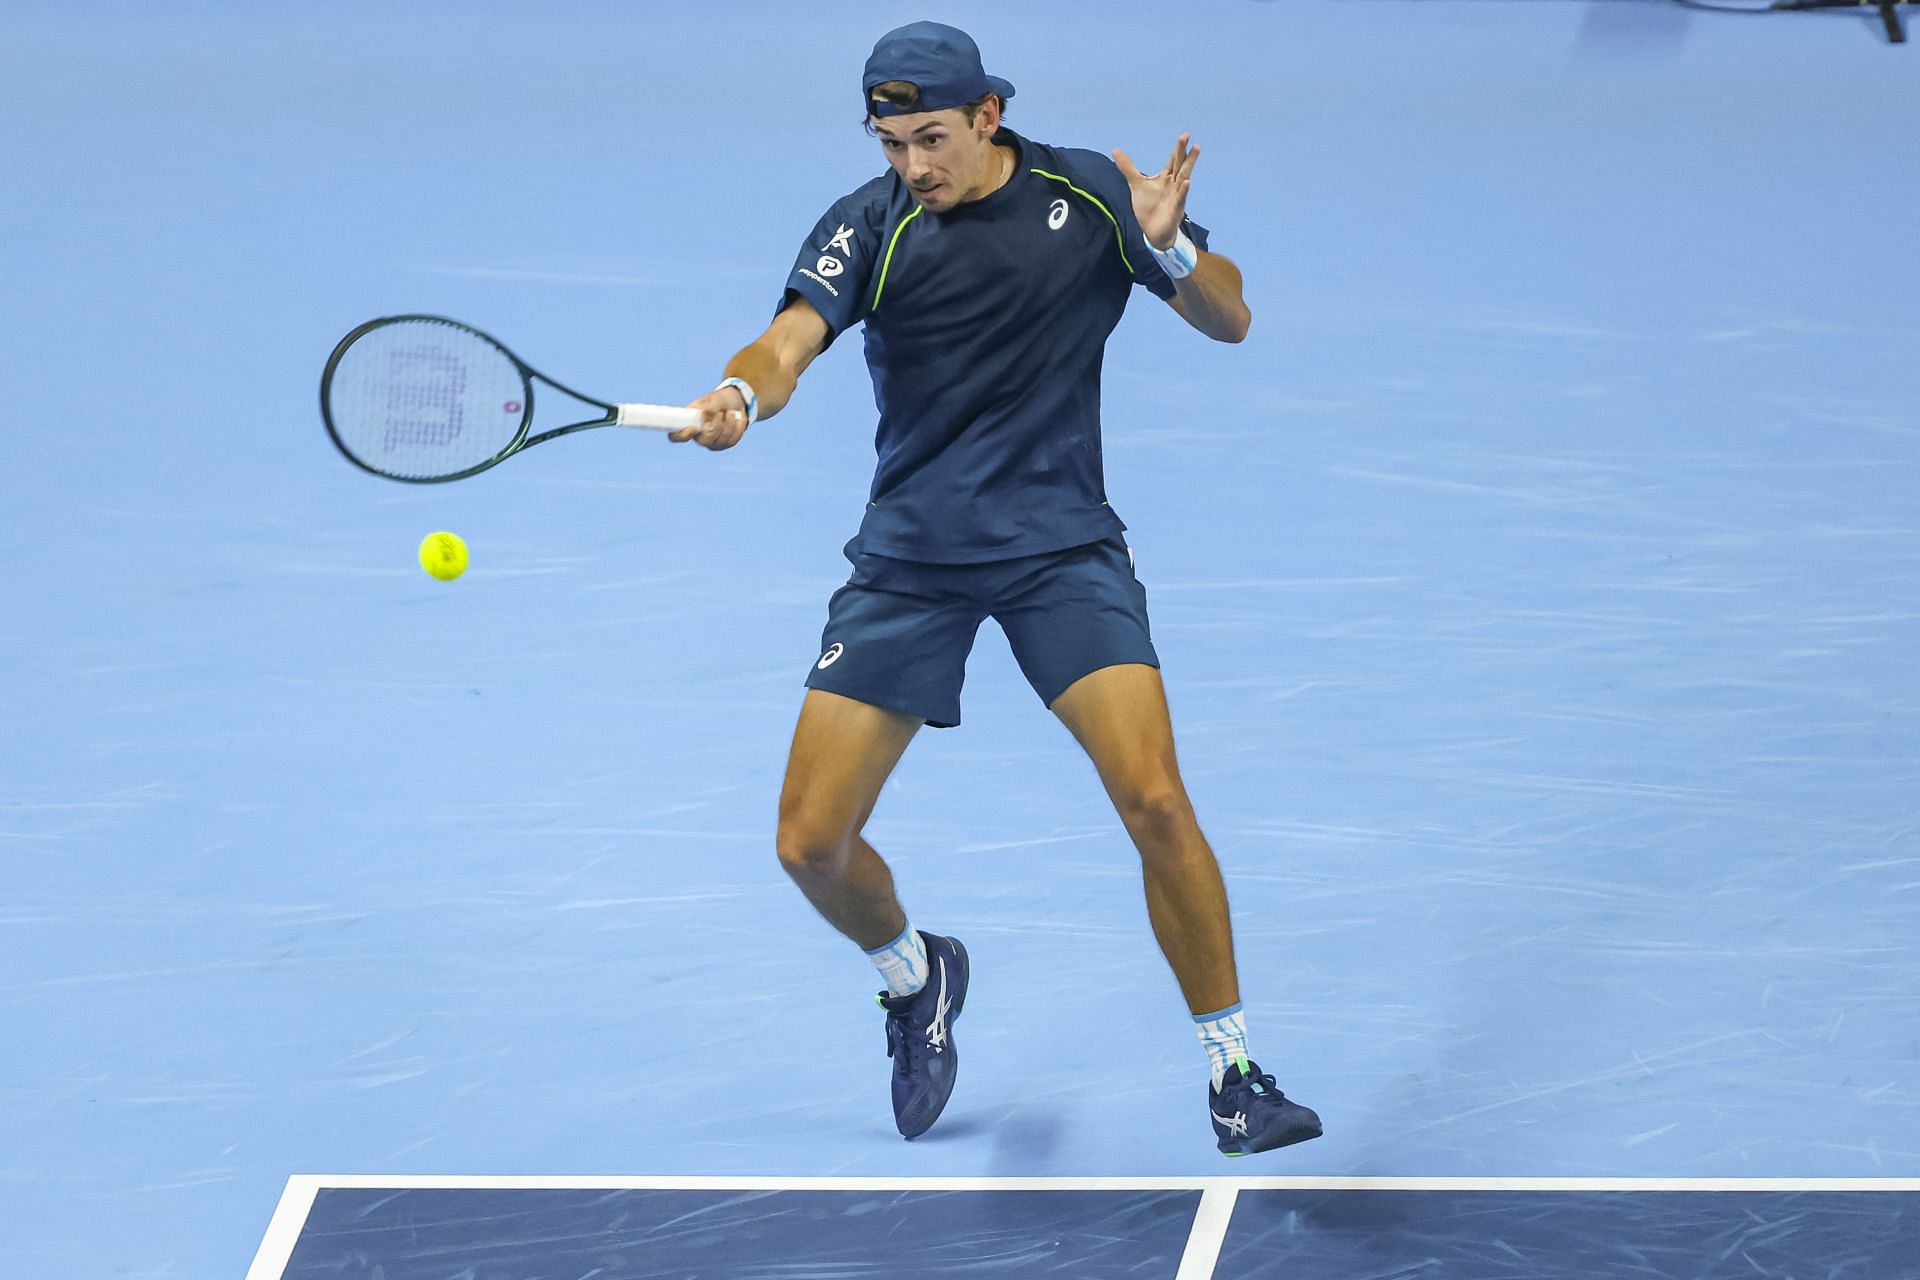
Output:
[673,385,751,450]
[1112,134,1199,252]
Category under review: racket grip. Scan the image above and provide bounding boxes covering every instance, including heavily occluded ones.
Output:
[615,402,700,431]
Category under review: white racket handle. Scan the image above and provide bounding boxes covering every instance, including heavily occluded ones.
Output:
[615,402,700,431]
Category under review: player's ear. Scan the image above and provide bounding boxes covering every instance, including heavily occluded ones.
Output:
[976,96,1000,137]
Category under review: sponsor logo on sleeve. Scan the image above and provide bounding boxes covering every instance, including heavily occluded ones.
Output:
[822,223,857,256]
[799,268,840,297]
[798,222,859,296]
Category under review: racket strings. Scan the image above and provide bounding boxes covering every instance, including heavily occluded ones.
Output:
[382,344,469,452]
[326,320,528,480]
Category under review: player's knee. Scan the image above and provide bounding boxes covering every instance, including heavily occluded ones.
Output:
[775,812,854,882]
[1115,783,1197,849]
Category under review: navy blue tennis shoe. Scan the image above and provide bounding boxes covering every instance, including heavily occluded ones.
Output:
[1210,1057,1322,1156]
[877,931,968,1139]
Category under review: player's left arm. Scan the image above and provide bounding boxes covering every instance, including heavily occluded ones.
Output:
[1114,134,1252,344]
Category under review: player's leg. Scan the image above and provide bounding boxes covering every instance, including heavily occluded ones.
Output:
[786,554,983,1139]
[774,687,921,949]
[1048,661,1238,1014]
[998,538,1321,1154]
[1052,661,1320,1153]
[783,554,978,947]
[990,541,1232,1010]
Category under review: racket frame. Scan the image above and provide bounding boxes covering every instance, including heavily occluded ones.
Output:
[319,314,687,484]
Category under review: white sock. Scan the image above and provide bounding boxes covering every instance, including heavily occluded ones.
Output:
[1194,1003,1249,1089]
[865,923,929,998]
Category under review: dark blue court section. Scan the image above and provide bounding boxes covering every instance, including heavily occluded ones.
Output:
[281,1187,1203,1279]
[1218,1189,1920,1279]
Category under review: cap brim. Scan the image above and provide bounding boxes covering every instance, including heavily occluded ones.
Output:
[985,74,1016,101]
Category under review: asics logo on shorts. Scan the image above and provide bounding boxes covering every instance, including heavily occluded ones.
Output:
[817,642,845,669]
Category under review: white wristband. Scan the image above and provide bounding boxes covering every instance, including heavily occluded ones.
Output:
[1149,226,1199,281]
[716,376,758,426]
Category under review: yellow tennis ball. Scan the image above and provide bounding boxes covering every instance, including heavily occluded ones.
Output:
[418,531,468,581]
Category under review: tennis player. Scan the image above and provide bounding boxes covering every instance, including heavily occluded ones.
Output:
[675,22,1321,1156]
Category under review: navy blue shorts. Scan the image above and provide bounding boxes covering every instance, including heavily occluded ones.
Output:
[804,537,1159,728]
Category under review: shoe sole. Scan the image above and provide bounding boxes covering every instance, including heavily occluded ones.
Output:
[1219,1120,1323,1157]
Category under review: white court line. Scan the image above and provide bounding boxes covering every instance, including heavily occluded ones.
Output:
[244,1176,320,1280]
[285,1174,1920,1192]
[1174,1185,1239,1280]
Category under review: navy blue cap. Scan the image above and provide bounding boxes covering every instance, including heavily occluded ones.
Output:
[863,22,1016,117]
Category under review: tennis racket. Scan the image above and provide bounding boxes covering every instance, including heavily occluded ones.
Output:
[320,314,698,483]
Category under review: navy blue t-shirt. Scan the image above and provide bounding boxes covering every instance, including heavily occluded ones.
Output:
[780,128,1209,564]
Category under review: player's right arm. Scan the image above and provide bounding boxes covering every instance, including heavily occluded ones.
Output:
[676,182,886,450]
[673,298,833,450]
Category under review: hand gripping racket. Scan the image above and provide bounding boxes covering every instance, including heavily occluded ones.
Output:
[320,315,697,483]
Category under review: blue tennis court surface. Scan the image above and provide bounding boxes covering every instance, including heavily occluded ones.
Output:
[249,1177,1920,1279]
[4,1,1916,1277]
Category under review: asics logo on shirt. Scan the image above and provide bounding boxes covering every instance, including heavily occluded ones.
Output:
[1212,1109,1250,1138]
[926,959,952,1053]
[1047,198,1069,230]
[817,642,845,669]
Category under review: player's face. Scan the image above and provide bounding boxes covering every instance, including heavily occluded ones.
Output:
[872,105,1001,212]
